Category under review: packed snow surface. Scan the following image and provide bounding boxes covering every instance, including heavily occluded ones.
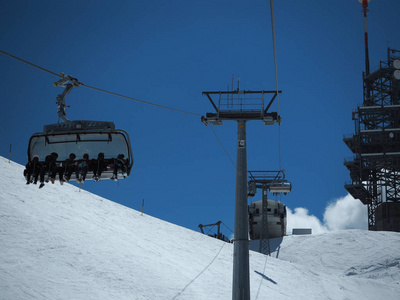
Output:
[1,156,399,299]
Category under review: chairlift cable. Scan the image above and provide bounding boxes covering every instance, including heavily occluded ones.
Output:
[0,50,62,78]
[221,222,234,234]
[269,0,282,170]
[255,251,269,300]
[209,125,236,168]
[171,242,226,300]
[80,82,202,117]
[0,50,201,117]
[206,225,215,235]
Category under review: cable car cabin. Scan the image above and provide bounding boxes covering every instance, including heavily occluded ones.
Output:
[269,180,292,194]
[27,120,133,182]
[249,199,287,239]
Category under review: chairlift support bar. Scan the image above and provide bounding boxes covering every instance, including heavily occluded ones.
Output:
[53,73,82,123]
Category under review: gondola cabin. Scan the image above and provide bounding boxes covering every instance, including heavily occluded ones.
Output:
[248,199,287,239]
[27,120,133,181]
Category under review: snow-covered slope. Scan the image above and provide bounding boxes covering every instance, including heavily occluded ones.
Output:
[1,156,399,299]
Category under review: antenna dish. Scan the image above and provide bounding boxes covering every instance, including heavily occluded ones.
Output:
[393,60,400,70]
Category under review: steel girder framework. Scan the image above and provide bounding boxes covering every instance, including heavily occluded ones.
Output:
[344,48,400,230]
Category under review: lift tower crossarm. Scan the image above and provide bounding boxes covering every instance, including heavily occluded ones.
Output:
[201,90,282,126]
[202,90,279,95]
[204,93,219,112]
[264,92,279,114]
[248,170,286,184]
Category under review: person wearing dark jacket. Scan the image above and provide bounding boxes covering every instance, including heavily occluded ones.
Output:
[39,152,58,189]
[111,154,127,181]
[50,154,64,185]
[63,153,76,183]
[91,152,107,182]
[75,153,90,183]
[24,155,40,185]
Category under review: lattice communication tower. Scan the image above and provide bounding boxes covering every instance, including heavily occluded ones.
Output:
[344,48,400,231]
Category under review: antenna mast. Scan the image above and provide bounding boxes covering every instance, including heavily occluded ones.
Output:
[359,0,371,76]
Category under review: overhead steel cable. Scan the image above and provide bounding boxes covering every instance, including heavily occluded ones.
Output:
[254,3,283,297]
[0,49,201,117]
[269,0,282,170]
[79,82,202,117]
[255,252,269,300]
[221,222,234,235]
[270,0,280,115]
[0,50,62,78]
[171,242,226,300]
[208,125,236,168]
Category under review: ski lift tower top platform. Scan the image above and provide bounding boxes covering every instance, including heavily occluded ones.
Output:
[248,170,292,196]
[201,90,281,126]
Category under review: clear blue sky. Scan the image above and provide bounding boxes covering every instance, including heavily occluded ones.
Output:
[1,0,399,235]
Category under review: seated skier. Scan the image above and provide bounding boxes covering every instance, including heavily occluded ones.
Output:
[39,152,58,189]
[91,152,107,182]
[75,153,90,183]
[63,153,76,183]
[111,154,127,181]
[24,155,40,185]
[50,154,65,185]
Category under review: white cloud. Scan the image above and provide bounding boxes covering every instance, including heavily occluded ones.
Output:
[323,194,368,231]
[287,207,328,235]
[286,194,368,234]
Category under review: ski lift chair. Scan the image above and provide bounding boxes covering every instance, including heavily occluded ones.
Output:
[269,180,292,194]
[27,120,133,182]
